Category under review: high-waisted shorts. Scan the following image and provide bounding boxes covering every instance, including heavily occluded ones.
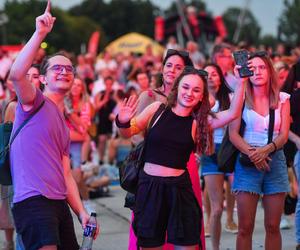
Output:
[232,150,290,195]
[133,169,202,248]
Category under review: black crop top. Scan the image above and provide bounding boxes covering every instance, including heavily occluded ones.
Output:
[144,106,195,169]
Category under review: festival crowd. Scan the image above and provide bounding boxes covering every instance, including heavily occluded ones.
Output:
[1,1,300,250]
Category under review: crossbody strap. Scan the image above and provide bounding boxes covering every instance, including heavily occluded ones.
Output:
[267,108,275,144]
[144,103,166,139]
[137,103,166,161]
[9,100,45,147]
[148,103,166,128]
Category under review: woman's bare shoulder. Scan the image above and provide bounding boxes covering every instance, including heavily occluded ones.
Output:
[144,101,164,114]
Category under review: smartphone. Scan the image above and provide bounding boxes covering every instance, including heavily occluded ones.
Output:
[233,50,254,78]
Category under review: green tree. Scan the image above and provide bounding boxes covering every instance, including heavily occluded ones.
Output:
[259,34,277,49]
[2,0,101,53]
[222,7,261,45]
[70,0,158,44]
[278,0,300,45]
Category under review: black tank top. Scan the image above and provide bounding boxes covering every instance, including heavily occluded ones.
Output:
[144,106,194,169]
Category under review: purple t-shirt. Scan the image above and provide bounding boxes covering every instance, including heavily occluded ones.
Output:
[10,89,70,203]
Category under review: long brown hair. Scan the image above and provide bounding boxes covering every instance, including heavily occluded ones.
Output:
[246,54,279,109]
[204,63,232,111]
[167,67,214,155]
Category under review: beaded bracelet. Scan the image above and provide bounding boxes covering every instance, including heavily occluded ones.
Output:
[271,141,277,152]
[115,115,131,128]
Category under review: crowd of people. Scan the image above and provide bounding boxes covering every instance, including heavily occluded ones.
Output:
[1,1,300,250]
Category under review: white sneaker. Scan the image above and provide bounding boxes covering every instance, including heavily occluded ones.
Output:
[83,200,96,215]
[280,217,291,230]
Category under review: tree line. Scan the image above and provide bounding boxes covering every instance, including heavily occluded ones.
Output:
[0,0,299,54]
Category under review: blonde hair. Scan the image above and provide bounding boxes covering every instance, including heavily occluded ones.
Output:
[246,55,279,109]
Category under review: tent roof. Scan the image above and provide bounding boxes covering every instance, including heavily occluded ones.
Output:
[104,32,164,56]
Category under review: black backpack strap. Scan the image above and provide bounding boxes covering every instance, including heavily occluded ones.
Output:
[9,100,45,147]
[268,108,275,144]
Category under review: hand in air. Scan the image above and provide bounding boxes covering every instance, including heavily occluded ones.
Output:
[233,60,254,82]
[36,0,56,35]
[118,95,139,124]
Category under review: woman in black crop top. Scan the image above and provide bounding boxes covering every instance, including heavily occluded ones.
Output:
[128,49,208,249]
[117,66,246,249]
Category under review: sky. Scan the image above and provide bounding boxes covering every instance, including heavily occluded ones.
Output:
[0,0,284,36]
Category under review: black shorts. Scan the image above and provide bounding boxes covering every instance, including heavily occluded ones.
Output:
[133,169,202,248]
[12,195,79,250]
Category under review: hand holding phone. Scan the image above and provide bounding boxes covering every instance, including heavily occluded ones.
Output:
[233,50,254,78]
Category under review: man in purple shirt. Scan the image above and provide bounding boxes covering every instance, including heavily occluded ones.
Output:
[8,1,99,249]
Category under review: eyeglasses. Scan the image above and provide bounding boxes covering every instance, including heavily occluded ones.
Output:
[184,66,208,78]
[249,51,268,59]
[48,64,75,74]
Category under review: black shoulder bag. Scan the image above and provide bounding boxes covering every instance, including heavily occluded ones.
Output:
[239,108,275,167]
[0,100,45,185]
[217,120,245,173]
[119,103,165,194]
[217,103,246,173]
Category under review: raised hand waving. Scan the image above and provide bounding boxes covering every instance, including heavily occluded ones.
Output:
[36,0,56,35]
[118,95,139,124]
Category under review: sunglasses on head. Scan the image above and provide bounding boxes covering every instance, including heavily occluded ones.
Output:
[48,64,76,74]
[166,49,189,59]
[249,51,268,59]
[184,66,208,78]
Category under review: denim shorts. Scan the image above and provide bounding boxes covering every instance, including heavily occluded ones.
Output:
[200,143,231,177]
[232,150,290,195]
[70,142,83,169]
[12,195,79,250]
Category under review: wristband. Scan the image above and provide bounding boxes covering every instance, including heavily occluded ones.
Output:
[115,115,131,128]
[271,141,277,152]
[130,118,141,135]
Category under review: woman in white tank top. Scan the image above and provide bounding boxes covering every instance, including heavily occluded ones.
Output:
[229,51,290,250]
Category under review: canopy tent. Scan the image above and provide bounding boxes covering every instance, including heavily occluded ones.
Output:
[104,32,164,56]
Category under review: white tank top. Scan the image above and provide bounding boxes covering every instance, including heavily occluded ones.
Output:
[242,92,290,146]
[212,100,224,144]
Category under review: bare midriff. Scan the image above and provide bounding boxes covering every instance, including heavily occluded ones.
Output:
[144,162,185,177]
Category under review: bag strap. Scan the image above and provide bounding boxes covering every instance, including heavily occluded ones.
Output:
[9,100,45,147]
[148,103,166,129]
[268,109,275,144]
[153,89,167,98]
[143,103,166,139]
[241,106,275,144]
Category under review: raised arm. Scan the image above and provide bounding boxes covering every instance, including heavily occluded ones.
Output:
[209,65,247,130]
[117,95,161,138]
[9,0,55,106]
[131,90,155,145]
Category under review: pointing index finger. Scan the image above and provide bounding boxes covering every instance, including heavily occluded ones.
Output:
[45,0,51,14]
